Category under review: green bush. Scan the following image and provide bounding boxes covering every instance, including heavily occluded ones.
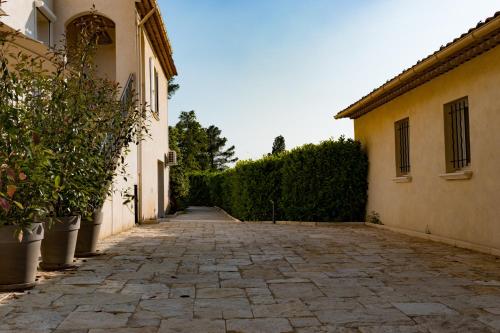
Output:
[0,12,149,233]
[229,157,283,220]
[187,172,213,206]
[188,137,368,222]
[280,138,368,221]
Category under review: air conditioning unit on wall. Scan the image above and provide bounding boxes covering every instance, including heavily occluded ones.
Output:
[165,151,177,166]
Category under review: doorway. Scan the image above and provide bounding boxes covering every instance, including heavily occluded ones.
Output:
[157,160,165,218]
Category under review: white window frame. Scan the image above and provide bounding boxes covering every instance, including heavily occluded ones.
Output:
[33,1,56,47]
[154,68,159,116]
[149,57,160,118]
[149,57,154,112]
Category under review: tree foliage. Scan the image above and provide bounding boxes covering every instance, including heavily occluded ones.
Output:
[168,77,179,100]
[188,138,368,222]
[168,126,189,211]
[0,42,52,228]
[174,111,208,171]
[203,125,238,171]
[168,111,237,211]
[272,135,286,155]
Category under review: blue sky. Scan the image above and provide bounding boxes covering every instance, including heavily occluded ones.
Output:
[160,0,499,160]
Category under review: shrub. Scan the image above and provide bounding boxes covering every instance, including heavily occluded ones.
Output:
[41,14,148,218]
[0,11,149,231]
[228,156,283,220]
[0,38,53,231]
[187,172,213,206]
[366,211,382,225]
[280,138,368,222]
[168,126,189,212]
[187,137,368,222]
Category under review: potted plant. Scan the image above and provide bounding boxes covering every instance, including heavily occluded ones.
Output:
[34,18,101,270]
[75,142,110,257]
[44,13,149,261]
[0,27,52,290]
[71,13,149,256]
[0,138,49,290]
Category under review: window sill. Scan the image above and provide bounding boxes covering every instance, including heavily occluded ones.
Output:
[392,175,412,183]
[439,170,473,180]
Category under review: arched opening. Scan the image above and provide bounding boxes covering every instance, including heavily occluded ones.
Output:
[66,14,116,81]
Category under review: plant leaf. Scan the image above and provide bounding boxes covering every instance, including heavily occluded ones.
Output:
[16,229,23,242]
[6,168,15,180]
[0,198,10,211]
[6,185,16,198]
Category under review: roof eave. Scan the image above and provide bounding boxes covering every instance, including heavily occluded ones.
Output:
[335,11,500,120]
[138,0,177,78]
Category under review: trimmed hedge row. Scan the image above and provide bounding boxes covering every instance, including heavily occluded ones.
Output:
[188,137,368,222]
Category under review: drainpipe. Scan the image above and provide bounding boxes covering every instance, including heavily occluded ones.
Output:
[136,10,145,224]
[135,4,158,223]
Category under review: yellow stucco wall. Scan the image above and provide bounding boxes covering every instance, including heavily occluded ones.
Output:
[354,45,500,252]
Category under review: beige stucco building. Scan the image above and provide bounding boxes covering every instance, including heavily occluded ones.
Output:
[336,12,500,256]
[1,0,177,238]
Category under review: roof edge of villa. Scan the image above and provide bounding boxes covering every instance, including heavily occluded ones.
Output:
[335,11,500,120]
[137,0,178,78]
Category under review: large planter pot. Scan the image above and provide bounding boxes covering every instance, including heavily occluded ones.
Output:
[0,223,44,291]
[40,216,80,270]
[75,209,103,257]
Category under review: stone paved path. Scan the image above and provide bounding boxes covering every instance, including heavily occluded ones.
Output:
[1,206,500,332]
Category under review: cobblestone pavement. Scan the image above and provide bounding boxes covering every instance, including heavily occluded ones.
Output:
[1,206,500,332]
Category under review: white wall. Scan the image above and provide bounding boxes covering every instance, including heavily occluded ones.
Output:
[1,0,56,44]
[141,30,170,220]
[1,0,37,39]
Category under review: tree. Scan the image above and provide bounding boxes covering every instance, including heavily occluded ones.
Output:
[168,126,189,211]
[272,135,286,155]
[168,111,239,212]
[174,111,207,171]
[168,77,179,100]
[204,125,238,171]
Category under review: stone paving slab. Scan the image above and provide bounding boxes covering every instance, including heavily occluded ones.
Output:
[1,206,500,332]
[227,318,293,333]
[392,303,458,316]
[159,318,225,333]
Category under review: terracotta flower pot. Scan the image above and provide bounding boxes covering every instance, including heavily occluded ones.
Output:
[40,216,80,270]
[75,209,103,257]
[0,223,44,291]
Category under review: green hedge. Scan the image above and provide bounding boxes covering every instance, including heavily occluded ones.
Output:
[187,172,213,206]
[188,138,368,222]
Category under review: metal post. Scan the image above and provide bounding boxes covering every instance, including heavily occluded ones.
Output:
[134,185,139,225]
[270,200,275,224]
